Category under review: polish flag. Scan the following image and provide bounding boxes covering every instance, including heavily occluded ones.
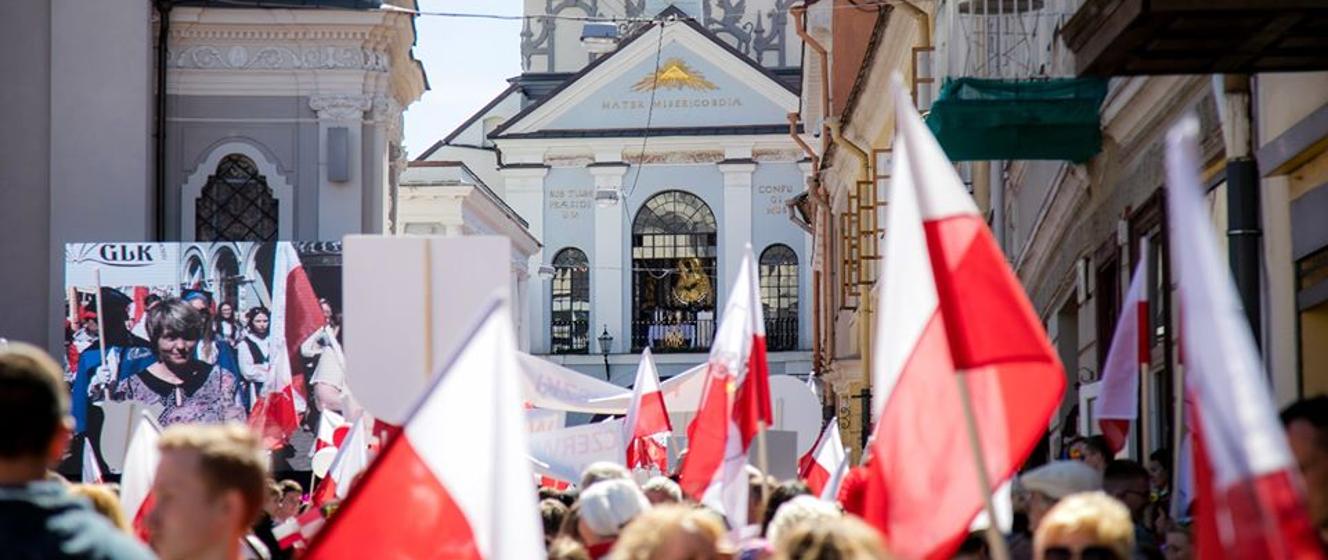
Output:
[863,78,1066,560]
[81,439,104,484]
[1164,120,1323,559]
[797,418,845,496]
[311,409,348,455]
[251,242,322,449]
[623,348,672,473]
[678,245,772,530]
[274,508,326,550]
[1096,244,1149,454]
[305,300,543,559]
[120,412,162,543]
[311,417,368,508]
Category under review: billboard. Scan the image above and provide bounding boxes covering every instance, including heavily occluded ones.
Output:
[63,242,344,476]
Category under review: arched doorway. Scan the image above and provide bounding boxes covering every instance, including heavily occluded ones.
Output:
[212,246,240,307]
[631,191,717,352]
[196,154,279,242]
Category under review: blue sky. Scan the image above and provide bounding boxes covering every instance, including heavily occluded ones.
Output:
[402,0,523,158]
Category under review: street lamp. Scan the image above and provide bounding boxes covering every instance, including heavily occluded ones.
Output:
[597,326,613,381]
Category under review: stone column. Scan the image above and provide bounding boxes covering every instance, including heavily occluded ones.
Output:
[719,158,757,312]
[590,163,629,354]
[310,94,372,239]
[502,166,550,352]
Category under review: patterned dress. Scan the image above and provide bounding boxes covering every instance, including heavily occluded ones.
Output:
[113,361,247,427]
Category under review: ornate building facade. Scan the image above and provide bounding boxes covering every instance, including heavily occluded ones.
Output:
[409,1,813,383]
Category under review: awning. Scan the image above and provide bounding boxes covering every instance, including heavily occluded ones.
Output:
[924,77,1108,163]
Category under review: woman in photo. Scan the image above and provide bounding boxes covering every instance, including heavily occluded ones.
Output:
[109,298,247,426]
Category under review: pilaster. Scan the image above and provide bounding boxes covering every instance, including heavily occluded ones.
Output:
[590,163,630,354]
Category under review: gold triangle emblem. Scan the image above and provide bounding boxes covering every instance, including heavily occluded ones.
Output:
[632,58,719,92]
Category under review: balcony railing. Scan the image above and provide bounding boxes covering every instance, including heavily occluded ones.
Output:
[633,315,715,353]
[765,316,799,352]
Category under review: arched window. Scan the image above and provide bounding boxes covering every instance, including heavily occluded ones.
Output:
[196,154,278,242]
[759,244,799,351]
[632,191,717,352]
[184,254,206,290]
[550,248,590,354]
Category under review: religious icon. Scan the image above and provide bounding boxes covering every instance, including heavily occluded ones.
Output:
[672,257,710,306]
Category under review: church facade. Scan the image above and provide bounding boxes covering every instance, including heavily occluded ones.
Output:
[411,3,813,382]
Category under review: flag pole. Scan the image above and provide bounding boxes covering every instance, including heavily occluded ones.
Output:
[1140,364,1150,459]
[955,372,1011,560]
[93,268,110,401]
[756,420,771,504]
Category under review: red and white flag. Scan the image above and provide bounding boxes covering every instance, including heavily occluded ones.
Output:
[120,412,162,542]
[311,417,368,507]
[274,508,326,550]
[864,78,1066,560]
[81,439,103,484]
[623,348,672,473]
[311,408,348,455]
[678,245,772,530]
[305,300,543,559]
[251,242,322,449]
[1096,244,1149,454]
[1164,120,1323,559]
[797,418,845,496]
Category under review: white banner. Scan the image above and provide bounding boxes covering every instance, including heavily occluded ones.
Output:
[525,408,566,434]
[65,243,182,289]
[527,418,627,484]
[518,353,707,414]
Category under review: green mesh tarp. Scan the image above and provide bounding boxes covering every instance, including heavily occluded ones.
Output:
[924,77,1108,163]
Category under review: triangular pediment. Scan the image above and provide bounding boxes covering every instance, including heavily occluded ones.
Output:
[492,17,799,138]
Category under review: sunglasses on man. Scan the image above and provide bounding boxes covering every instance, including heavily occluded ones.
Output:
[1043,545,1121,560]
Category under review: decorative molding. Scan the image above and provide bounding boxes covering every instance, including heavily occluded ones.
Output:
[309,94,374,120]
[171,45,389,72]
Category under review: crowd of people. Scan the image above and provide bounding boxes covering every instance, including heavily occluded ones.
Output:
[3,336,1326,559]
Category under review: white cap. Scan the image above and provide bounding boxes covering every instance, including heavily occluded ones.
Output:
[1019,460,1102,499]
[578,478,651,538]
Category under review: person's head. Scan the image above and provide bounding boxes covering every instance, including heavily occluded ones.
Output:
[1103,460,1151,522]
[145,293,163,311]
[577,478,651,545]
[1147,449,1171,492]
[246,307,270,337]
[549,536,593,560]
[148,423,268,560]
[610,504,728,560]
[641,476,684,505]
[1070,436,1112,472]
[1034,492,1134,560]
[263,481,281,517]
[761,480,810,536]
[1162,525,1191,560]
[559,502,584,544]
[0,342,72,479]
[1281,395,1328,532]
[542,498,570,547]
[70,483,131,532]
[746,465,773,524]
[318,298,334,325]
[766,495,842,545]
[146,299,206,369]
[1019,461,1103,531]
[772,514,891,560]
[580,461,633,490]
[218,301,235,321]
[275,479,303,520]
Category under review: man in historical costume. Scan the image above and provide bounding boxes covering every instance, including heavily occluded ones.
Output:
[72,288,153,435]
[236,307,273,412]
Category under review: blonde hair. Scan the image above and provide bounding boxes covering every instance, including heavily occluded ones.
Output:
[767,495,842,545]
[158,423,269,526]
[1034,491,1134,560]
[773,515,891,560]
[549,536,592,560]
[70,483,130,532]
[610,505,727,560]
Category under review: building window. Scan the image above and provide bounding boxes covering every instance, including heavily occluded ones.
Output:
[550,248,590,354]
[632,191,717,352]
[196,154,278,242]
[760,244,799,351]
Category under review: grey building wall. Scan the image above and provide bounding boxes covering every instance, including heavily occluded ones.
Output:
[166,95,322,241]
[0,0,53,347]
